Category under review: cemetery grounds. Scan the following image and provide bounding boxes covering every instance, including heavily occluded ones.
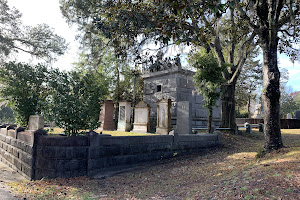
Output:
[4,129,300,200]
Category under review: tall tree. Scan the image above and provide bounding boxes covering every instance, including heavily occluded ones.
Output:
[189,51,226,133]
[0,0,68,62]
[60,0,258,132]
[235,56,263,117]
[236,0,299,151]
[0,62,51,125]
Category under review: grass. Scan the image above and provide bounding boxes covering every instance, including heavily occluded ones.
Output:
[45,127,156,136]
[6,129,300,200]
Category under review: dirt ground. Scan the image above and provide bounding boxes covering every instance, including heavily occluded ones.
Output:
[0,162,25,200]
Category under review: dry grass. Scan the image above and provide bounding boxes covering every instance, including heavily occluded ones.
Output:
[6,129,300,200]
[45,127,156,136]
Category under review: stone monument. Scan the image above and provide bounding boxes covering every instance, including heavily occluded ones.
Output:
[294,110,300,119]
[28,115,44,130]
[177,101,192,134]
[132,101,150,133]
[286,113,293,119]
[98,100,116,131]
[117,101,131,132]
[156,98,171,135]
[142,60,221,128]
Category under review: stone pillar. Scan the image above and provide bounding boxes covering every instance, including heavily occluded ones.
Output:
[177,101,192,134]
[156,99,171,135]
[244,122,252,134]
[117,101,131,132]
[132,101,150,133]
[259,123,264,132]
[294,110,300,119]
[99,100,116,131]
[28,115,44,130]
[286,113,292,119]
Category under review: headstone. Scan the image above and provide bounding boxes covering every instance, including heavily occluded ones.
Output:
[28,115,44,130]
[259,123,264,132]
[117,101,131,132]
[245,122,252,134]
[132,101,150,133]
[156,98,171,135]
[286,113,292,119]
[294,110,300,119]
[98,100,116,131]
[177,101,192,134]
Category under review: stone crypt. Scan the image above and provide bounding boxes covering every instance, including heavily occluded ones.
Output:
[142,59,221,129]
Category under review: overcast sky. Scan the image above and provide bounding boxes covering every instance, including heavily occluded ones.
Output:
[7,0,300,91]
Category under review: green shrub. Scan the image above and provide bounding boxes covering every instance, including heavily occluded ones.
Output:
[47,70,107,136]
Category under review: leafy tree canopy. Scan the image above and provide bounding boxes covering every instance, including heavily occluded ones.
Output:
[189,51,226,133]
[0,0,68,62]
[0,62,51,125]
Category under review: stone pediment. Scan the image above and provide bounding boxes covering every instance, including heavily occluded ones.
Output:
[135,101,150,108]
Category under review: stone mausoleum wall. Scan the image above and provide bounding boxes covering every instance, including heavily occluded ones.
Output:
[0,131,221,180]
[142,64,221,128]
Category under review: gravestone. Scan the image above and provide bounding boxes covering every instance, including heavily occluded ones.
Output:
[28,115,44,130]
[98,100,116,131]
[244,122,252,134]
[156,98,171,135]
[294,110,300,119]
[259,123,264,132]
[177,101,192,134]
[117,101,131,132]
[132,101,150,133]
[286,113,292,119]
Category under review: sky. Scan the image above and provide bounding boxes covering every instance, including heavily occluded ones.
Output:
[7,0,300,92]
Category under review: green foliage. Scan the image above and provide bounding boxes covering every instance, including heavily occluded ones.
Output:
[236,110,249,118]
[255,148,267,159]
[0,0,67,62]
[0,62,50,125]
[280,87,300,118]
[48,69,108,136]
[0,105,14,123]
[190,51,226,132]
[190,51,225,109]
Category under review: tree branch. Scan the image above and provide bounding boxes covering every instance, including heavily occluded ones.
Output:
[228,32,256,84]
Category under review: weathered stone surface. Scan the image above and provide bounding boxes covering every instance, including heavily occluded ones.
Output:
[177,101,192,135]
[28,115,44,130]
[117,102,131,132]
[294,110,300,119]
[98,100,116,131]
[156,98,172,134]
[142,67,221,128]
[132,101,150,133]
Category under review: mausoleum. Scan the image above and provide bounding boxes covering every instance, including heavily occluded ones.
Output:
[142,60,221,128]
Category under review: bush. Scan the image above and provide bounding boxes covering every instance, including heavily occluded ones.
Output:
[47,70,107,136]
[0,62,50,126]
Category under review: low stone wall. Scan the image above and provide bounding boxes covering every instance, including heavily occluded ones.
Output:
[35,136,89,180]
[1,131,221,180]
[0,128,35,180]
[236,118,300,129]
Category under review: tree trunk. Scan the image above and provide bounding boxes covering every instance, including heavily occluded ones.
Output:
[261,39,283,151]
[247,94,251,118]
[208,107,213,133]
[221,83,237,130]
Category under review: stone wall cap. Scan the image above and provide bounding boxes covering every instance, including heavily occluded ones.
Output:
[135,101,150,108]
[157,98,171,103]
